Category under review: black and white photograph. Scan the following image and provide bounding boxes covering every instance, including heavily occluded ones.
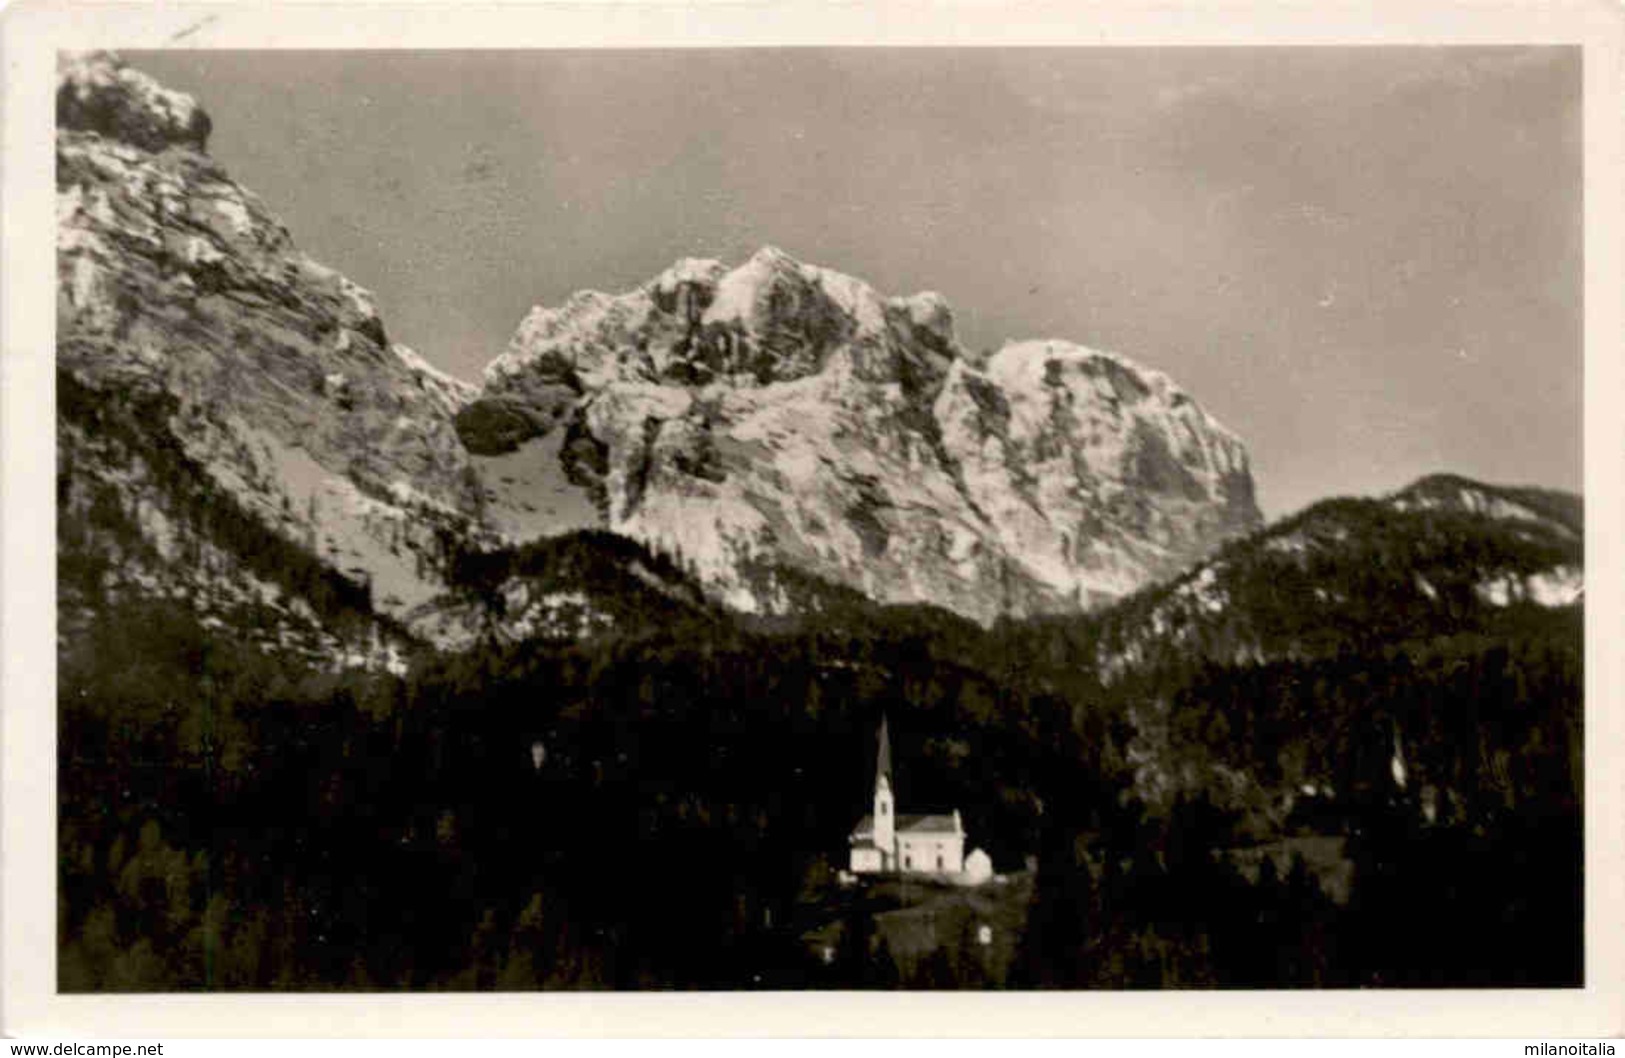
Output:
[10,5,1619,1028]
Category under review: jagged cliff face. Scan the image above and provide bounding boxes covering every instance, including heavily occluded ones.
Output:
[57,52,485,625]
[58,52,1261,637]
[468,248,1260,622]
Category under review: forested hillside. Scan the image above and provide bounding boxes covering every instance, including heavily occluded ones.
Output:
[58,480,1582,989]
[58,371,409,669]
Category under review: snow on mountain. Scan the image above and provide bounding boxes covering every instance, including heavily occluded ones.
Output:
[56,52,1261,638]
[56,51,487,643]
[394,343,479,417]
[1086,474,1584,681]
[468,247,1261,623]
[1475,565,1583,608]
[1389,473,1581,539]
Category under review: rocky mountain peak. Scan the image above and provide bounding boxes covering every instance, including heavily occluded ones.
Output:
[56,52,1263,636]
[980,339,1254,512]
[484,245,962,404]
[57,53,488,639]
[57,51,212,154]
[467,251,1262,623]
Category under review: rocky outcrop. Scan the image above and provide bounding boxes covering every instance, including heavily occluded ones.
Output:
[57,51,213,153]
[469,248,1261,622]
[56,51,486,625]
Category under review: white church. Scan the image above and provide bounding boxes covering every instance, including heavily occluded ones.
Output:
[848,716,991,883]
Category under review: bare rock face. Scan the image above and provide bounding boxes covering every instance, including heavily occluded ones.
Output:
[468,248,1261,622]
[56,51,485,624]
[58,52,1260,639]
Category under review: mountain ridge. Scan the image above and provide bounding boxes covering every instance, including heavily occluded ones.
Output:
[56,51,1581,653]
[463,244,1262,625]
[1033,472,1585,688]
[59,50,1267,639]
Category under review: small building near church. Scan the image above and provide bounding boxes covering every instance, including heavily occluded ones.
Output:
[848,715,967,878]
[963,847,994,885]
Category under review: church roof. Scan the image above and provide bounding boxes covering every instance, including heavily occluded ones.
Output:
[850,812,962,840]
[897,813,961,834]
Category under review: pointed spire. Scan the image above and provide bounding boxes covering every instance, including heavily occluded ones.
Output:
[877,713,893,787]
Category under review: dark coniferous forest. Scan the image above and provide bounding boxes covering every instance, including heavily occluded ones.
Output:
[56,380,1583,989]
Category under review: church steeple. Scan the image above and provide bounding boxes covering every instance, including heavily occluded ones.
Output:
[877,713,893,787]
[873,714,895,868]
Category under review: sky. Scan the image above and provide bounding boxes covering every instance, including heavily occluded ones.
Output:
[131,48,1581,520]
